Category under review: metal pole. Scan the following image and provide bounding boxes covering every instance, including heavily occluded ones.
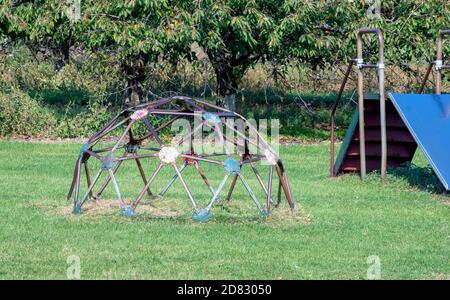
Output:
[134,156,153,197]
[238,174,265,214]
[95,154,126,198]
[356,33,367,179]
[205,175,229,211]
[67,159,80,201]
[248,158,272,203]
[436,31,443,94]
[108,169,126,207]
[73,158,82,204]
[226,174,239,202]
[266,165,273,213]
[132,163,164,209]
[436,30,450,94]
[84,161,93,199]
[276,178,282,207]
[275,165,293,207]
[159,163,187,196]
[194,162,216,196]
[282,171,296,209]
[377,31,387,181]
[356,28,386,180]
[172,163,198,210]
[79,169,103,206]
[418,63,434,94]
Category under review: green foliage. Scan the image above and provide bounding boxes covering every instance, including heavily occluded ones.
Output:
[0,44,58,90]
[238,90,354,140]
[78,0,192,59]
[0,0,448,136]
[273,0,450,67]
[182,0,449,98]
[1,0,76,68]
[0,89,56,136]
[1,0,195,105]
[367,0,449,63]
[75,0,194,105]
[28,89,91,106]
[53,100,114,138]
[189,0,299,96]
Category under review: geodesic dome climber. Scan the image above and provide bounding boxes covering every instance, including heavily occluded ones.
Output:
[67,96,296,221]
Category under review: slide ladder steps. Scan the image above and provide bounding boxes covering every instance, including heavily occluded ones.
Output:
[335,95,417,174]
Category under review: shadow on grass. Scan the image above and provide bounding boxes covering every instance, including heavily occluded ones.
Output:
[54,198,311,227]
[389,162,448,195]
[29,89,92,106]
[134,211,262,224]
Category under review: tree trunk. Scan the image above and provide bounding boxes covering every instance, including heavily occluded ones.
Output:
[122,57,148,108]
[54,41,70,72]
[124,78,143,108]
[214,64,238,112]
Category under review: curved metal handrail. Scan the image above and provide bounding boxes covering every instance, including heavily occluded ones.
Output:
[330,28,386,180]
[356,28,386,180]
[436,29,449,94]
[419,30,450,94]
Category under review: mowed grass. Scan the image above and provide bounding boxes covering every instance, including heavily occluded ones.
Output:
[0,140,449,279]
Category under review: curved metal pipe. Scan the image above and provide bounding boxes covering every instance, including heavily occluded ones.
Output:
[356,28,386,180]
[436,29,450,94]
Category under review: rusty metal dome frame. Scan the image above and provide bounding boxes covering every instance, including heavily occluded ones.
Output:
[67,96,296,221]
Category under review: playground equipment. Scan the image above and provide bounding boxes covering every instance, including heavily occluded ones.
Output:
[330,28,450,190]
[67,96,295,221]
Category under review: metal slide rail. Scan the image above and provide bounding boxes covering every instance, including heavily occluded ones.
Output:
[330,28,387,180]
[329,60,354,177]
[418,29,450,94]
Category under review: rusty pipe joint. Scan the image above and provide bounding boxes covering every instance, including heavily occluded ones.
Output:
[355,58,364,69]
[434,60,443,71]
[436,29,449,94]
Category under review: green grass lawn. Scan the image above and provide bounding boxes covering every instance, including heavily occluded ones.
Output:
[0,140,449,279]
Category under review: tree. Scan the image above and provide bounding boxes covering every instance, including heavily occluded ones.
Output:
[0,0,76,70]
[366,0,449,65]
[308,0,450,87]
[277,0,361,68]
[76,0,193,106]
[203,0,449,95]
[188,0,291,110]
[186,0,361,110]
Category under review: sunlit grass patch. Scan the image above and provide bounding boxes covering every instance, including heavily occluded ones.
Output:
[0,141,449,279]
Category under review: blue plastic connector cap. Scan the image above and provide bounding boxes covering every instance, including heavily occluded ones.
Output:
[120,205,136,218]
[72,202,82,215]
[126,143,139,153]
[79,143,90,158]
[260,209,269,218]
[192,209,211,222]
[101,156,114,171]
[224,158,240,175]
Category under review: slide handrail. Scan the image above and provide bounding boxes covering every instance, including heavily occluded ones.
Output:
[419,29,450,94]
[436,29,450,94]
[330,28,387,180]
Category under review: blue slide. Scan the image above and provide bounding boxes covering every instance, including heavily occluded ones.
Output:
[389,93,450,190]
